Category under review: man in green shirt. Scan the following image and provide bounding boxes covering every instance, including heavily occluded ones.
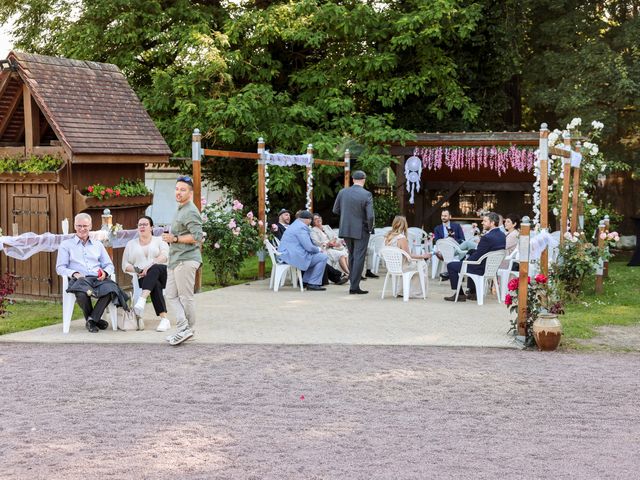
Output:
[161,175,203,346]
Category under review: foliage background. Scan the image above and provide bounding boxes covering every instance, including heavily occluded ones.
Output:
[2,0,639,222]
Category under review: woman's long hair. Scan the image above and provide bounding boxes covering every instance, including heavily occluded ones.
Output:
[385,215,408,245]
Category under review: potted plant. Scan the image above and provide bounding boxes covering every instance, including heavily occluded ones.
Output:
[505,273,565,350]
[75,179,153,210]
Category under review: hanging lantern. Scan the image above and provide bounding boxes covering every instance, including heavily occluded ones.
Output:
[404,155,422,205]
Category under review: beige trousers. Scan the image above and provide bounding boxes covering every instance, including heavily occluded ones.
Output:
[165,260,200,330]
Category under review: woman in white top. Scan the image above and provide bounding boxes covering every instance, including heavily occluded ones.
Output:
[384,215,432,298]
[122,216,170,331]
[503,213,520,270]
[310,213,350,275]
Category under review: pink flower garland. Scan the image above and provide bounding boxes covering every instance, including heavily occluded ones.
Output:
[414,146,536,176]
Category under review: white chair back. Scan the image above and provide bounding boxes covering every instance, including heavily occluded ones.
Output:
[481,250,507,278]
[435,239,458,263]
[378,247,405,274]
[264,238,279,263]
[461,224,475,241]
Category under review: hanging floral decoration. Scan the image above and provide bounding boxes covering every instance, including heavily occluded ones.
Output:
[261,151,314,222]
[305,163,314,211]
[413,146,536,176]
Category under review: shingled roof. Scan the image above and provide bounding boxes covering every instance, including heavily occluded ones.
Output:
[6,51,171,157]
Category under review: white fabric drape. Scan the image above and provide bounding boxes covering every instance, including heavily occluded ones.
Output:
[263,151,312,167]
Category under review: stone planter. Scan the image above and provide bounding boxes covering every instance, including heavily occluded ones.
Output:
[533,313,562,351]
[74,190,153,211]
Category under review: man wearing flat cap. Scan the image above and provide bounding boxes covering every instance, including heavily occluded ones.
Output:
[278,210,328,290]
[271,208,291,241]
[332,170,375,294]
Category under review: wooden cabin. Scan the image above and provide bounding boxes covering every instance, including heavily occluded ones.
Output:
[0,52,171,299]
[390,132,539,230]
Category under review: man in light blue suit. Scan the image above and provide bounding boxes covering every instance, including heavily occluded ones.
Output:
[278,210,328,291]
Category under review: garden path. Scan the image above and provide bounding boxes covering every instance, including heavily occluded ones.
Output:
[1,276,519,348]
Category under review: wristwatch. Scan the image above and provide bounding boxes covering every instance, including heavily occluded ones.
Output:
[173,235,178,243]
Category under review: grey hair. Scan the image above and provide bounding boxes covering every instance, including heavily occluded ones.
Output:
[74,213,92,225]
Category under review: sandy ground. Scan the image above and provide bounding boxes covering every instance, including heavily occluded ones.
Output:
[1,343,639,479]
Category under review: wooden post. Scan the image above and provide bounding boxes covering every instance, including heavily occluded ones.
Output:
[306,143,314,212]
[517,216,531,337]
[23,85,37,154]
[538,124,550,276]
[192,129,202,293]
[603,215,610,279]
[570,142,582,233]
[595,220,605,295]
[257,137,266,280]
[344,149,351,188]
[559,131,572,245]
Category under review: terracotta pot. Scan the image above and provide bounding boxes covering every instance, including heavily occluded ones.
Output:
[533,313,562,351]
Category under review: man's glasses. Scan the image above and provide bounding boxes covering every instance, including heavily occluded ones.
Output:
[177,175,193,186]
[75,225,91,229]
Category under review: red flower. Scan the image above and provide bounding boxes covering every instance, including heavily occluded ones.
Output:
[115,190,121,196]
[106,188,113,194]
[504,294,513,306]
[100,190,105,196]
[300,395,305,401]
[507,278,519,292]
[534,274,548,284]
[87,186,94,193]
[527,276,531,284]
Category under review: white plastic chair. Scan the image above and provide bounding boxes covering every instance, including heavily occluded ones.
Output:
[497,249,519,301]
[454,250,506,305]
[368,233,387,274]
[264,239,303,292]
[431,238,459,279]
[461,224,475,241]
[61,272,119,334]
[407,227,428,255]
[379,247,428,302]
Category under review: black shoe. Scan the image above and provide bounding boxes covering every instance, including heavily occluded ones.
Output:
[334,276,348,285]
[95,319,109,330]
[365,270,379,279]
[467,293,477,301]
[439,273,450,281]
[361,276,367,281]
[444,293,466,302]
[349,289,369,294]
[306,284,326,291]
[86,320,99,333]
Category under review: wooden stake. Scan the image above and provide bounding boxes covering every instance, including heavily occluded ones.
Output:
[257,137,266,280]
[192,129,202,293]
[517,216,531,337]
[344,149,351,189]
[559,131,571,245]
[539,124,549,276]
[595,220,605,295]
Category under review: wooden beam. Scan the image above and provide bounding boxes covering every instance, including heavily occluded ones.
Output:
[0,72,13,101]
[23,85,34,152]
[257,138,266,280]
[71,154,171,164]
[424,181,534,192]
[202,148,260,160]
[517,219,531,336]
[548,146,571,158]
[539,124,550,276]
[0,85,23,137]
[314,158,346,167]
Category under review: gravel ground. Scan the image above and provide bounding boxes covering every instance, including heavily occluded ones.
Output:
[1,344,639,479]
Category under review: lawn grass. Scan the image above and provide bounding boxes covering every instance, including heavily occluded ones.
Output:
[560,253,640,349]
[0,255,272,335]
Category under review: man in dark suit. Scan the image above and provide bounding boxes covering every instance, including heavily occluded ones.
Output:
[434,209,465,243]
[271,208,291,240]
[444,212,506,302]
[332,170,375,294]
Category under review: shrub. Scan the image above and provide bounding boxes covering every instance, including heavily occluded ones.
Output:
[0,274,17,318]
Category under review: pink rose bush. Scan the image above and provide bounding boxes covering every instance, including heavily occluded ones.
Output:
[202,198,263,285]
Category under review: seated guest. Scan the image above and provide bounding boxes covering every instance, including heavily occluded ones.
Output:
[444,212,506,302]
[271,208,291,241]
[122,215,171,332]
[434,209,465,244]
[503,213,520,270]
[310,213,350,275]
[56,213,125,333]
[384,215,432,298]
[278,210,328,291]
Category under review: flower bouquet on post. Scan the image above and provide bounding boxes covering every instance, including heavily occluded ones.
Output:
[504,273,564,348]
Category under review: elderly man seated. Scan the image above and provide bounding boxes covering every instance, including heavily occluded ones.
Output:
[56,213,127,332]
[278,210,328,291]
[444,212,506,302]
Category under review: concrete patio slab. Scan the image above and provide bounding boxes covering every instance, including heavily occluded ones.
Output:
[0,276,520,348]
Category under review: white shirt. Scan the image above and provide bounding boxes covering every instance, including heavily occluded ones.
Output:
[121,236,169,272]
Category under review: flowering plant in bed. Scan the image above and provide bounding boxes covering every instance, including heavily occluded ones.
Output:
[202,198,263,286]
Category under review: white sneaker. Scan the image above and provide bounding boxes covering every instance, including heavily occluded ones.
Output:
[133,297,146,317]
[156,317,170,332]
[168,328,194,346]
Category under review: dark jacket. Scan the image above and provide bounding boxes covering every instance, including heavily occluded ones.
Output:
[66,277,130,310]
[332,185,375,239]
[465,227,506,275]
[434,222,465,244]
[273,222,288,241]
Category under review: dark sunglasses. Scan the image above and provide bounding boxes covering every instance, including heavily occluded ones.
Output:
[176,175,193,186]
